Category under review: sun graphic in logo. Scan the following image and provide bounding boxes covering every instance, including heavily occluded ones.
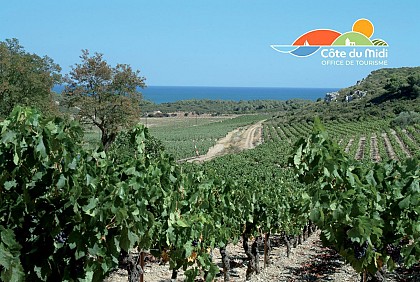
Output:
[352,18,374,38]
[271,18,388,57]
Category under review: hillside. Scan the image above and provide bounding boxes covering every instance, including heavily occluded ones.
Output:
[332,67,420,104]
[282,67,420,124]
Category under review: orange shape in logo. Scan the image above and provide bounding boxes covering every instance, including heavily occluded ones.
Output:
[352,19,374,38]
[292,29,342,46]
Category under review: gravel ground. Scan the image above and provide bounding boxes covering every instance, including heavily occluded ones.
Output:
[105,231,359,282]
[106,230,420,282]
[247,233,359,282]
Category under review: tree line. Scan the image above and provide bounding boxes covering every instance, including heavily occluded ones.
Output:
[0,38,146,150]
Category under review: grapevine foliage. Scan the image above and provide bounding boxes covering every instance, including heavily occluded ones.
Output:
[0,107,314,281]
[0,107,219,281]
[290,118,420,275]
[6,107,414,281]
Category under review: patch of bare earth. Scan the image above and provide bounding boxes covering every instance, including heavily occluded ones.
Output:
[247,231,360,282]
[381,133,398,160]
[106,231,362,282]
[390,129,412,158]
[355,137,366,161]
[370,135,381,162]
[184,120,265,163]
[402,129,416,144]
[345,138,354,154]
[106,231,420,282]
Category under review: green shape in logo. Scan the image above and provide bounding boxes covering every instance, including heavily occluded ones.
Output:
[372,39,388,46]
[332,32,373,46]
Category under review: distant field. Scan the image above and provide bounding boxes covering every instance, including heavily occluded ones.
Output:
[146,114,269,160]
[139,114,236,128]
[82,114,269,160]
[82,113,420,162]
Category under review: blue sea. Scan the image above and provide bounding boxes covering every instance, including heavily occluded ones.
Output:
[53,85,339,104]
[141,86,339,104]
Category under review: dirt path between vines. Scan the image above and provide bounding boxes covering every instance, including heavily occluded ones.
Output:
[344,138,354,154]
[390,129,412,158]
[370,135,381,162]
[381,133,398,160]
[182,120,265,163]
[402,129,416,144]
[106,231,419,282]
[106,231,359,282]
[354,137,366,161]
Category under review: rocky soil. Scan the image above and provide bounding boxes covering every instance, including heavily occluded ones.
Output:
[183,120,264,163]
[105,230,419,282]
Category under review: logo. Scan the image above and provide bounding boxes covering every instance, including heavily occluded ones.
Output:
[271,19,388,66]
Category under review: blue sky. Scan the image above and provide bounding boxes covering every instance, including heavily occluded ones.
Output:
[1,0,419,88]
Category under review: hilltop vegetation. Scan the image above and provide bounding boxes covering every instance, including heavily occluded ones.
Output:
[139,98,311,115]
[338,67,420,103]
[277,67,420,124]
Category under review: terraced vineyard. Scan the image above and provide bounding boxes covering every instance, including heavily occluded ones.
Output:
[262,117,420,162]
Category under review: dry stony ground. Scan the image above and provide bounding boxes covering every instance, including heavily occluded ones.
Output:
[105,230,419,282]
[185,120,264,163]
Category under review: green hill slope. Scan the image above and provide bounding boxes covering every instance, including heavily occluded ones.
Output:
[286,67,420,124]
[337,67,420,103]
